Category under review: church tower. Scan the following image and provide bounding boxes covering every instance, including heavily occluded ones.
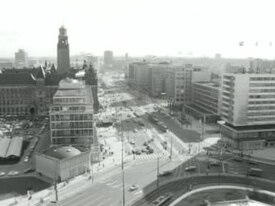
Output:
[57,26,70,74]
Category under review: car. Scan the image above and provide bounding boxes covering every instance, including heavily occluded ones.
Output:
[233,156,242,162]
[209,161,220,166]
[130,139,135,145]
[143,142,148,146]
[24,168,35,174]
[141,147,148,153]
[158,170,173,177]
[185,165,197,171]
[134,129,138,133]
[8,171,19,176]
[0,171,5,177]
[128,184,139,191]
[135,150,142,155]
[247,160,257,165]
[24,156,29,163]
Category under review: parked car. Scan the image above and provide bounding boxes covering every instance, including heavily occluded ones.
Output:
[209,161,220,166]
[24,156,29,163]
[0,171,5,177]
[185,165,197,171]
[233,156,242,162]
[24,168,35,174]
[8,171,19,176]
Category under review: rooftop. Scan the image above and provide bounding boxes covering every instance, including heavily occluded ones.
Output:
[223,123,275,131]
[43,146,81,160]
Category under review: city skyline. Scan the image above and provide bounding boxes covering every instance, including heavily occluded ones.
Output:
[1,0,275,59]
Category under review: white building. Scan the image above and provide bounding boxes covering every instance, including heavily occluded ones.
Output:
[35,146,89,182]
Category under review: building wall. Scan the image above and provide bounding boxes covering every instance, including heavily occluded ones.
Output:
[193,82,221,115]
[50,80,95,150]
[221,73,275,126]
[35,151,89,182]
[0,85,58,116]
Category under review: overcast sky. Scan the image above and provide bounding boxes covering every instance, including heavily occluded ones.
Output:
[0,0,275,58]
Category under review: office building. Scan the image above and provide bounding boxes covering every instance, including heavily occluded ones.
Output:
[50,78,98,161]
[57,26,70,74]
[220,73,275,149]
[128,62,211,106]
[0,66,61,116]
[184,81,221,123]
[14,49,28,68]
[249,59,275,73]
[35,146,90,182]
[103,50,113,65]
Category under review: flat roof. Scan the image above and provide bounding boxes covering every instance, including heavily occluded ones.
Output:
[0,137,23,158]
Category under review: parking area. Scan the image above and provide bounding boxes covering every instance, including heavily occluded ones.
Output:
[0,116,50,178]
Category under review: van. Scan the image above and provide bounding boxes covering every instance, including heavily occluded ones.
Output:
[248,168,262,177]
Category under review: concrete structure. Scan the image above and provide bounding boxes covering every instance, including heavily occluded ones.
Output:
[14,49,28,68]
[220,73,275,149]
[35,146,89,182]
[183,81,221,123]
[103,50,113,65]
[50,78,99,161]
[128,62,211,106]
[0,67,61,116]
[57,26,70,74]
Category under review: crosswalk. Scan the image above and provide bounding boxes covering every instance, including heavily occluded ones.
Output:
[124,152,168,162]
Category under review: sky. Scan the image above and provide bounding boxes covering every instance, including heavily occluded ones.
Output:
[1,0,275,59]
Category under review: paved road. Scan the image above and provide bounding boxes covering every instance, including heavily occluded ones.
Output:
[132,175,275,206]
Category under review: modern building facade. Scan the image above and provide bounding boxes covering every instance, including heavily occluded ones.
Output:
[220,73,275,149]
[128,62,211,106]
[50,78,98,159]
[0,67,61,116]
[57,26,70,74]
[14,49,28,68]
[35,146,89,182]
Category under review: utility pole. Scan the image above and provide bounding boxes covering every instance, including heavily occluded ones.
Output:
[121,119,126,206]
[157,155,160,196]
[169,131,173,160]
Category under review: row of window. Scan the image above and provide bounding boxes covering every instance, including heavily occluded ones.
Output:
[52,129,93,137]
[250,89,275,93]
[50,114,93,121]
[249,94,275,99]
[250,77,275,81]
[249,83,275,87]
[51,122,93,129]
[248,100,275,105]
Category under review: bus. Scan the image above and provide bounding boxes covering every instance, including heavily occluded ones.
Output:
[248,168,262,177]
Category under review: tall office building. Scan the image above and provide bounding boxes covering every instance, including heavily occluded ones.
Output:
[57,26,70,74]
[14,49,28,68]
[104,50,113,65]
[220,73,275,149]
[50,78,96,152]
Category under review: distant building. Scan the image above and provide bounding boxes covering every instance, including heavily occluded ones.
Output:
[0,67,61,116]
[50,78,99,161]
[14,49,28,68]
[215,53,222,59]
[103,50,113,71]
[35,146,90,182]
[220,73,275,149]
[225,63,246,73]
[57,26,70,74]
[249,58,275,73]
[128,62,211,106]
[184,81,221,123]
[0,61,13,69]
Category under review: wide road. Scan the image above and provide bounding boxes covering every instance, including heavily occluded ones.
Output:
[57,159,181,206]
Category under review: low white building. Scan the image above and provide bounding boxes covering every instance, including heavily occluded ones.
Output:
[35,146,89,182]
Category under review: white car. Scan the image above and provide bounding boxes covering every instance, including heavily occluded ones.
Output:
[185,165,197,171]
[8,171,19,176]
[0,171,5,176]
[24,156,29,163]
[128,184,139,191]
